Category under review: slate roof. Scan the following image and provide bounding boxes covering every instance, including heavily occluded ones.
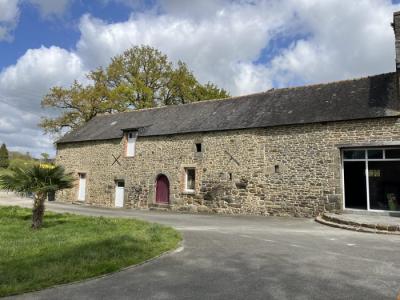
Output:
[57,72,400,144]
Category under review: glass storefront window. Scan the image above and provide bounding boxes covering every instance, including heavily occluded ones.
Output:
[343,148,400,211]
[367,150,383,159]
[343,150,365,159]
[343,161,367,210]
[368,161,400,211]
[386,149,400,159]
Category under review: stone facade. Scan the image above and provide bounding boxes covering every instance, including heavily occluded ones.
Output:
[56,117,400,217]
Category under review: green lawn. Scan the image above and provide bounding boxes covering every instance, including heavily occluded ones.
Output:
[0,206,181,297]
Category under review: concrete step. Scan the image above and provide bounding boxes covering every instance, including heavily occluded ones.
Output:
[316,212,400,235]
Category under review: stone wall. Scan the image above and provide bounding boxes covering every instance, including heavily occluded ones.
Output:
[56,117,400,217]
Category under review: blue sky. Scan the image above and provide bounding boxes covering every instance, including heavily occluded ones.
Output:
[1,0,400,157]
[1,1,136,70]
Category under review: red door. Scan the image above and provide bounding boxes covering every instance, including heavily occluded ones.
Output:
[156,175,169,204]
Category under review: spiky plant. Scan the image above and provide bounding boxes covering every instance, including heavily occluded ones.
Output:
[0,164,73,229]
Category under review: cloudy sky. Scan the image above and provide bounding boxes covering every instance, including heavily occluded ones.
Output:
[1,0,400,157]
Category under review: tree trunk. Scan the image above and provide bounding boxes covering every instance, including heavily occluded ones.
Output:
[32,192,46,229]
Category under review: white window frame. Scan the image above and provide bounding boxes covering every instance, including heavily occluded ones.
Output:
[184,168,196,193]
[126,131,137,157]
[341,148,400,212]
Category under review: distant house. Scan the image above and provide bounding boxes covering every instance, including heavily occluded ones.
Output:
[55,12,400,217]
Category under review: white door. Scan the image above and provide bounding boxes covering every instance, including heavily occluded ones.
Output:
[115,181,124,208]
[78,173,86,201]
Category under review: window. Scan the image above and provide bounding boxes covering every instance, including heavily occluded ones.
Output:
[185,168,196,192]
[386,149,400,159]
[342,148,400,211]
[343,150,365,159]
[368,150,383,159]
[126,132,137,157]
[195,143,202,153]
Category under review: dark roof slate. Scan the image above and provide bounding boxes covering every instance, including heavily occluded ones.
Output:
[57,72,400,144]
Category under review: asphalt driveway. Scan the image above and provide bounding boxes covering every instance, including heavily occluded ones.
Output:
[1,197,400,300]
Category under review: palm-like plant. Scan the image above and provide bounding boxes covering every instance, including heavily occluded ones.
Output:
[0,164,74,229]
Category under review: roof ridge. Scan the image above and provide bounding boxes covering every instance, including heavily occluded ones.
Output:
[95,90,270,117]
[269,71,396,93]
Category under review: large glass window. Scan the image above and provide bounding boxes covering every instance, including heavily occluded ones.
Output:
[343,148,400,211]
[368,161,400,211]
[343,150,365,159]
[367,150,383,159]
[343,161,367,210]
[386,149,400,159]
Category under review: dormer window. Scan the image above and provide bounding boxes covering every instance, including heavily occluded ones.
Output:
[126,132,137,157]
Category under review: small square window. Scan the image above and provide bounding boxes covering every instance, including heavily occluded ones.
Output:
[185,168,195,192]
[116,181,125,187]
[195,143,202,153]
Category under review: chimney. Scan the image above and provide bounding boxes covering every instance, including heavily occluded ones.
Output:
[393,11,400,71]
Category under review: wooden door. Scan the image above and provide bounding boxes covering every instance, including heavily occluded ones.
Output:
[156,175,169,204]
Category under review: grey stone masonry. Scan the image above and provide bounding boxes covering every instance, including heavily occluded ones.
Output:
[56,117,400,217]
[393,11,400,70]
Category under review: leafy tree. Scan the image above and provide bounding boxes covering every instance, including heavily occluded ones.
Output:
[0,143,9,169]
[0,164,73,229]
[40,45,229,134]
[40,153,50,162]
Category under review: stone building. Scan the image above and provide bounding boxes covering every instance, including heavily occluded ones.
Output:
[55,12,400,217]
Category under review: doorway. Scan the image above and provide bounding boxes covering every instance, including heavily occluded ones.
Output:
[115,181,125,208]
[78,173,86,201]
[156,174,169,204]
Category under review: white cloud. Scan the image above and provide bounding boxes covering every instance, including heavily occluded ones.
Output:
[28,0,72,18]
[0,46,85,156]
[0,0,19,41]
[1,0,400,156]
[76,1,292,94]
[75,0,400,93]
[268,0,400,86]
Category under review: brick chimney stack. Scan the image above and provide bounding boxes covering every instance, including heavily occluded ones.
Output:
[393,12,400,71]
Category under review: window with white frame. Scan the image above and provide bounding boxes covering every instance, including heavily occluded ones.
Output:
[342,148,400,212]
[184,168,196,192]
[126,132,137,157]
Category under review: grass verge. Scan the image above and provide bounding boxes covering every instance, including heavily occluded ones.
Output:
[0,206,181,296]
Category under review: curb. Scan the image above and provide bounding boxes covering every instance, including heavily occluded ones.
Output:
[315,215,400,235]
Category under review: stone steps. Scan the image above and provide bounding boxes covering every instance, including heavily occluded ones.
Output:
[315,212,400,235]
